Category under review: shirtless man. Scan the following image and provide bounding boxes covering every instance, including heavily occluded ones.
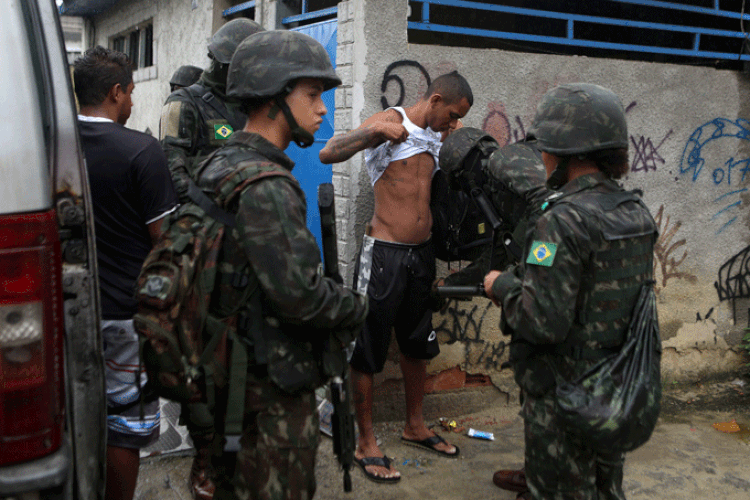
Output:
[319,71,473,483]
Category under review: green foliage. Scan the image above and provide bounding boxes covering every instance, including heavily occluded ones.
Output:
[743,328,750,366]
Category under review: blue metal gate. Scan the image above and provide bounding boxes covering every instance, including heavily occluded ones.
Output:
[288,19,338,252]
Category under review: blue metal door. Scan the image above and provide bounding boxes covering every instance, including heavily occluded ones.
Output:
[288,20,337,252]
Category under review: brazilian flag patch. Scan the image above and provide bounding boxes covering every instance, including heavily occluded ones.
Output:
[214,124,234,139]
[526,241,557,267]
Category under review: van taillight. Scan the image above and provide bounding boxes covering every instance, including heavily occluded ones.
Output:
[0,210,64,466]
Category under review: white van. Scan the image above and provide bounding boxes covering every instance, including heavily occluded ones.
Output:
[0,1,105,499]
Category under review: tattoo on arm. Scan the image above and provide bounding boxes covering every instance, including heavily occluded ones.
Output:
[320,125,382,164]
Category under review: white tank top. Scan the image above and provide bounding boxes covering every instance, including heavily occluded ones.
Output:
[364,107,442,186]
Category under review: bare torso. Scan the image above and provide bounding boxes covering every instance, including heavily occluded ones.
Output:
[370,152,434,244]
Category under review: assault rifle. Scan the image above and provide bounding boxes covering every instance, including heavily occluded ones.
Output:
[318,183,355,493]
[436,187,518,298]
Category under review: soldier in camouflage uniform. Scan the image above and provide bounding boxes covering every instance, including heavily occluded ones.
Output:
[169,65,203,93]
[434,128,548,496]
[159,19,265,500]
[159,18,264,203]
[193,30,368,500]
[434,126,549,291]
[483,83,658,500]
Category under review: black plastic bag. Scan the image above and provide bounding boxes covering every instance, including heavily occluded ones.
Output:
[555,281,662,454]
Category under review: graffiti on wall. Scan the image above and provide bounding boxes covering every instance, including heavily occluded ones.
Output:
[680,118,750,234]
[379,60,432,109]
[379,60,460,109]
[482,102,526,147]
[434,300,508,371]
[714,245,750,323]
[715,245,750,301]
[627,101,673,173]
[630,130,673,173]
[623,101,674,175]
[653,204,697,293]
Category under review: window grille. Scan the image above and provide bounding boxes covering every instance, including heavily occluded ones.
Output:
[408,0,750,68]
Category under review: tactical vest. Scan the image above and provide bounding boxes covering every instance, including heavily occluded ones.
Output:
[180,83,247,175]
[554,189,657,359]
[198,145,332,394]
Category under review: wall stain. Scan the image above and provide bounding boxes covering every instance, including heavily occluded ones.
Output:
[660,319,683,342]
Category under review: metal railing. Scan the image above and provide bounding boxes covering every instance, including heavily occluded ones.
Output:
[282,7,337,25]
[222,1,255,17]
[281,0,337,25]
[408,0,750,62]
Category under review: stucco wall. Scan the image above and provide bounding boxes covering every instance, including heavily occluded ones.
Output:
[92,0,213,136]
[338,0,750,383]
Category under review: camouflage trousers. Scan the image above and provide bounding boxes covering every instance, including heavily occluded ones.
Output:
[212,370,320,500]
[523,393,625,500]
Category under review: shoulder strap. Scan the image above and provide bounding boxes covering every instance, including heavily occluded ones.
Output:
[185,83,243,131]
[202,92,245,131]
[177,84,209,153]
[186,180,236,228]
[215,160,297,209]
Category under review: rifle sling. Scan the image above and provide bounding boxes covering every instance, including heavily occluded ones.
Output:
[202,90,245,131]
[186,180,236,228]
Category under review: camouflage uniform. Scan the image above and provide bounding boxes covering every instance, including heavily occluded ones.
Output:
[159,19,263,202]
[196,132,367,500]
[160,20,266,500]
[489,84,658,499]
[194,30,355,500]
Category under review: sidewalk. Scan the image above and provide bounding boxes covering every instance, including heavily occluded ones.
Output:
[135,377,750,500]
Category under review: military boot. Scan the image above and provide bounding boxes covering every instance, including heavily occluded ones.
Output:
[189,434,216,500]
[492,468,527,492]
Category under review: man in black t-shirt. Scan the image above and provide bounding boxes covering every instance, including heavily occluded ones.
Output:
[74,46,177,500]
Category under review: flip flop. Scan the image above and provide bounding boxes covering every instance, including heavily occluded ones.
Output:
[400,434,460,458]
[354,455,401,484]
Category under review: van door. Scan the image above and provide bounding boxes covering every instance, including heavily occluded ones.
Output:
[0,1,105,499]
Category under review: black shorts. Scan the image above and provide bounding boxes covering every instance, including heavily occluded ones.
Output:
[349,235,439,374]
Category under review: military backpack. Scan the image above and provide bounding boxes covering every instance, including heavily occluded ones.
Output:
[133,160,294,435]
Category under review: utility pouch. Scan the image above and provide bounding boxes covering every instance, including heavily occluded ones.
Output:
[264,320,323,394]
[511,341,557,398]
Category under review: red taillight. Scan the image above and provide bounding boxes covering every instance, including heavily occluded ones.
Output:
[0,210,64,466]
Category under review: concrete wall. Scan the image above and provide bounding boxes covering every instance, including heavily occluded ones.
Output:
[335,0,750,385]
[92,0,214,136]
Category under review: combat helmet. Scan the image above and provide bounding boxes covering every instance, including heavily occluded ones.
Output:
[169,65,202,90]
[438,127,498,181]
[227,30,341,148]
[527,83,628,189]
[227,30,341,98]
[208,18,265,65]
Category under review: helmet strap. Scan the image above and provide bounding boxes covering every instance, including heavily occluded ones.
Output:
[273,95,315,149]
[267,101,282,120]
[546,156,570,190]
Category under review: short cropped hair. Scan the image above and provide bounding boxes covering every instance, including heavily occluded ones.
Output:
[425,71,473,107]
[582,148,630,179]
[73,46,133,107]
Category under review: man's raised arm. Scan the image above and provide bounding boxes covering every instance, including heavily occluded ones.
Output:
[319,110,408,164]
